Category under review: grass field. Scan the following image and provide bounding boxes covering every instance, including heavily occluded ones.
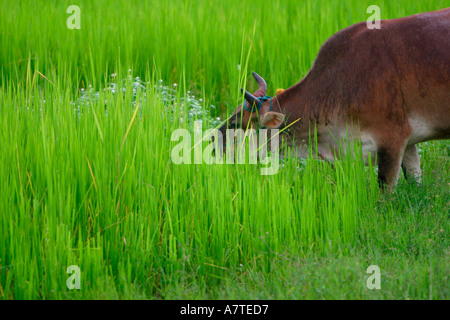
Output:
[0,0,449,299]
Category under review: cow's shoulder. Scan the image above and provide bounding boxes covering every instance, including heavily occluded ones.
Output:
[315,21,367,65]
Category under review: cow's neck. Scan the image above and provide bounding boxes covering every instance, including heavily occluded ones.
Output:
[270,80,346,161]
[272,81,327,139]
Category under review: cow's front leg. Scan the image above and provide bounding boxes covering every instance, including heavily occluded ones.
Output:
[377,144,405,190]
[401,144,422,183]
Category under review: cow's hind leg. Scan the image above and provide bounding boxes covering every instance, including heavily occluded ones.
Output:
[377,145,405,190]
[401,144,422,183]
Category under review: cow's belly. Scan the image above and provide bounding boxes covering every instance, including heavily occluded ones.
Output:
[408,115,431,144]
[407,114,445,145]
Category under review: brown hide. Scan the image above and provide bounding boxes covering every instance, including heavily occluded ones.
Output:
[224,8,449,189]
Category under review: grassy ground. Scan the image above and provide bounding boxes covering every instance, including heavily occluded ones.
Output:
[0,0,448,299]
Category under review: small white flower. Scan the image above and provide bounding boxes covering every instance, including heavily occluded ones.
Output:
[173,83,178,87]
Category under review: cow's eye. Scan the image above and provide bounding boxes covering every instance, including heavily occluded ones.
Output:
[230,121,240,128]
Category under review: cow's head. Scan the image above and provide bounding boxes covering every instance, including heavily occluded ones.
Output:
[218,72,285,136]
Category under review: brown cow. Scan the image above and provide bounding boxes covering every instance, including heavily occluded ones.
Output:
[219,8,450,189]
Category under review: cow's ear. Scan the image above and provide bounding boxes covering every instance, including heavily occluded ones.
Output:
[261,111,284,128]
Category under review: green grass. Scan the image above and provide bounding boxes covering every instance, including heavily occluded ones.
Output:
[0,0,449,299]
